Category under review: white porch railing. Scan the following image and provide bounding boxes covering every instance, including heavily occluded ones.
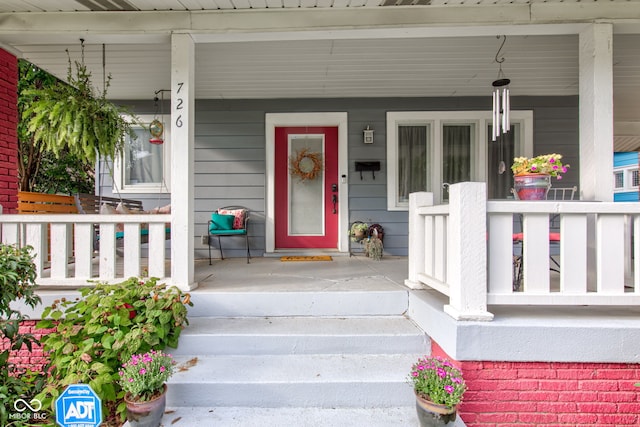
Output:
[407,182,640,321]
[0,214,171,287]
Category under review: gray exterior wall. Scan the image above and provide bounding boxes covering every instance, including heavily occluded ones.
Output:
[101,96,579,259]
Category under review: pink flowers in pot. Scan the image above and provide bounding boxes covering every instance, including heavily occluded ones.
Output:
[511,153,570,179]
[119,350,175,402]
[408,356,467,409]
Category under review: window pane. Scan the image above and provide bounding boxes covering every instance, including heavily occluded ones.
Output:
[124,128,164,185]
[397,125,429,204]
[487,124,519,199]
[442,125,472,201]
[632,170,639,188]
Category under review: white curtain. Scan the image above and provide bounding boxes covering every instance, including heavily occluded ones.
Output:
[442,125,471,185]
[125,129,163,185]
[398,125,428,203]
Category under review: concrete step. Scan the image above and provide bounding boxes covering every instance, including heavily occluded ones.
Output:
[155,406,425,427]
[171,316,426,356]
[167,353,421,408]
[187,288,410,317]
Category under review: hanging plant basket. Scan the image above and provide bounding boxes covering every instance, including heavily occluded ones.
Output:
[21,41,139,163]
[289,148,323,181]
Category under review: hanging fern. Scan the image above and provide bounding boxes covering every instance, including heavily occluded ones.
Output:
[21,45,139,164]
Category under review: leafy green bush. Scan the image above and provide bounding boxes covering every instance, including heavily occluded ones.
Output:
[35,277,192,425]
[0,244,44,426]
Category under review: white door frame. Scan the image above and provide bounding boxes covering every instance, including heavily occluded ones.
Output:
[265,112,349,254]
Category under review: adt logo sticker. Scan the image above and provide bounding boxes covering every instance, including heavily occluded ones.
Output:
[55,384,102,427]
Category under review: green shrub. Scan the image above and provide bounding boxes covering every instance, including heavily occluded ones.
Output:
[0,244,44,427]
[35,277,192,425]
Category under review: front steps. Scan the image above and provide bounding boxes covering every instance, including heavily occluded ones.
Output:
[164,278,429,426]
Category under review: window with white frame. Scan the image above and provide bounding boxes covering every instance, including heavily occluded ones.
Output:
[614,171,624,189]
[386,111,533,210]
[113,115,171,193]
[632,169,639,188]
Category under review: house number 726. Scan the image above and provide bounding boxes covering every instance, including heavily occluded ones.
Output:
[175,82,184,128]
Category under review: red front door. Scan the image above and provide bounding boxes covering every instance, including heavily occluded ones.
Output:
[274,126,339,249]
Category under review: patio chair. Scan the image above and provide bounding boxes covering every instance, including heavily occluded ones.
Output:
[208,206,251,264]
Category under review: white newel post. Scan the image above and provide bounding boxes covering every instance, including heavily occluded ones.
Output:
[406,192,433,289]
[444,183,493,321]
[171,33,197,291]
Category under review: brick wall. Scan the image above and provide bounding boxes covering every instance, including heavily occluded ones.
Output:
[431,341,640,427]
[0,48,18,213]
[0,320,53,373]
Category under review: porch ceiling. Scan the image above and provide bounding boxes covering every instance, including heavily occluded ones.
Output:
[2,1,640,150]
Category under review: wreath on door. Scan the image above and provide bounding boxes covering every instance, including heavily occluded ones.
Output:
[289,148,323,181]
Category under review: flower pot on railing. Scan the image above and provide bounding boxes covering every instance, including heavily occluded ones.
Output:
[513,173,551,200]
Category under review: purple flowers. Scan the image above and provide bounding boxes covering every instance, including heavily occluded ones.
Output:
[119,350,176,402]
[408,356,467,409]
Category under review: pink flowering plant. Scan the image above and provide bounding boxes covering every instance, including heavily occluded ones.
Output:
[511,153,569,179]
[408,356,467,409]
[119,349,175,402]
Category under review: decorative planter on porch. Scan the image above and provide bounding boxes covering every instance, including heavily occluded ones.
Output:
[124,384,167,427]
[415,392,457,427]
[513,173,551,200]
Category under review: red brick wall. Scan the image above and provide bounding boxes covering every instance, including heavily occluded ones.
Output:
[0,320,53,373]
[432,341,640,426]
[0,48,18,213]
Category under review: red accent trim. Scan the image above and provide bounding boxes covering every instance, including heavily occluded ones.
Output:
[274,126,339,249]
[430,339,640,426]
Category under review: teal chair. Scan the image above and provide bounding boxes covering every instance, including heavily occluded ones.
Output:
[208,206,250,264]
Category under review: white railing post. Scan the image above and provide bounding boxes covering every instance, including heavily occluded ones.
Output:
[407,192,433,289]
[444,182,494,321]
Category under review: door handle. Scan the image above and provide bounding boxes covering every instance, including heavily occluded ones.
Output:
[332,194,337,214]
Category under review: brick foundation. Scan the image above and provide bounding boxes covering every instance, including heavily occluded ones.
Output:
[1,320,53,373]
[0,48,18,213]
[431,341,640,426]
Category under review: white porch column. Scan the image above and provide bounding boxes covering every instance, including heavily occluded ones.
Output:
[171,33,197,291]
[444,182,493,321]
[579,23,614,202]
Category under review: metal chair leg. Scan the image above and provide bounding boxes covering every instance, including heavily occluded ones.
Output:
[218,235,224,260]
[245,233,250,264]
[208,234,212,265]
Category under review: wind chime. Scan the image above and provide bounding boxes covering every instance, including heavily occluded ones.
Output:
[149,89,167,145]
[492,35,511,174]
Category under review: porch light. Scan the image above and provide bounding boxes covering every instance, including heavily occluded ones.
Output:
[363,126,374,144]
[491,35,510,142]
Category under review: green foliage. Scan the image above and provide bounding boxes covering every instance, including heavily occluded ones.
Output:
[0,244,45,427]
[18,59,96,193]
[35,278,192,425]
[20,47,139,165]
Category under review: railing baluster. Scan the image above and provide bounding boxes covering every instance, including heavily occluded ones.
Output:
[488,213,514,293]
[596,214,626,293]
[50,223,69,279]
[560,214,587,292]
[74,223,94,279]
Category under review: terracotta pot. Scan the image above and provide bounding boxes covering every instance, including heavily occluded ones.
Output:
[514,173,551,200]
[124,384,167,427]
[415,392,457,427]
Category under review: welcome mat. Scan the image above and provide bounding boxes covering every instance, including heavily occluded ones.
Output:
[280,256,333,262]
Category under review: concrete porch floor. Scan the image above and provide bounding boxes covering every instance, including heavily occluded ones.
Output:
[192,254,410,292]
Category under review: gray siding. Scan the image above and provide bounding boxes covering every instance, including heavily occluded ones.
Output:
[103,96,579,259]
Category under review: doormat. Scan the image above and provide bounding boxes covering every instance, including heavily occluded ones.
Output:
[280,256,333,262]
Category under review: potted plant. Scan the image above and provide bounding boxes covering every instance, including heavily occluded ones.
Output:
[511,153,569,200]
[349,221,369,242]
[408,356,467,426]
[119,349,176,427]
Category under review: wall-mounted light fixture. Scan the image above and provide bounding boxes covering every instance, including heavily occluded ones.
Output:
[363,126,374,144]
